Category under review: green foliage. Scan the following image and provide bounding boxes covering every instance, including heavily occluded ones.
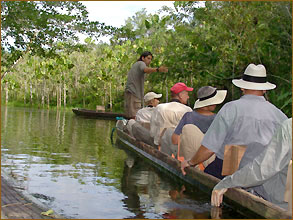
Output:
[2,1,292,116]
[1,1,116,76]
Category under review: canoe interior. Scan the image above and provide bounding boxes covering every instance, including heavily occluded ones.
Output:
[116,128,291,219]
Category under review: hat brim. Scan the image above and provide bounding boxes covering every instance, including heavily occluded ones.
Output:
[155,94,162,99]
[185,87,194,92]
[232,79,276,90]
[194,90,227,109]
[145,94,162,102]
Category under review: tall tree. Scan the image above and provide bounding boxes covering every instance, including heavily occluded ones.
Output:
[1,1,116,79]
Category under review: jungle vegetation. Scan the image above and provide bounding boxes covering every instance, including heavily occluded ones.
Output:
[1,1,292,116]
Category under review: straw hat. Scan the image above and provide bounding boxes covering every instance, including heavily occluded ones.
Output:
[194,86,227,109]
[232,64,276,90]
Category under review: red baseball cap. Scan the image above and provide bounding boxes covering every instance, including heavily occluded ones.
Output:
[170,82,194,94]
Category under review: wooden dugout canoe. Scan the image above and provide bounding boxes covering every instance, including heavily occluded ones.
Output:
[115,127,291,219]
[72,108,128,120]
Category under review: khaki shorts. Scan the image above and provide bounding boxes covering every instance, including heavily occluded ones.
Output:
[180,124,215,167]
[124,91,141,118]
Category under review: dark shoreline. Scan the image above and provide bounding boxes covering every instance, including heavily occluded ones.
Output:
[1,170,64,219]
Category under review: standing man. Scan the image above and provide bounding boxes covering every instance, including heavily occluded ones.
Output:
[125,51,168,119]
[181,63,288,179]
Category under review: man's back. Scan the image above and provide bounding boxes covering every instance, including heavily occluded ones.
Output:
[212,118,292,209]
[136,107,154,124]
[150,101,192,145]
[126,61,146,99]
[202,94,288,169]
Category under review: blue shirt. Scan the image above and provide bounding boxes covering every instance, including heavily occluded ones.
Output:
[174,111,216,134]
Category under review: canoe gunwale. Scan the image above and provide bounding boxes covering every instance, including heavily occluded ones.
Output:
[72,108,128,120]
[116,128,291,219]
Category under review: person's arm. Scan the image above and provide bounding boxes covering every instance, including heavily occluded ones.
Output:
[172,133,180,145]
[144,66,168,74]
[211,118,292,207]
[181,145,214,175]
[172,112,188,145]
[150,107,164,145]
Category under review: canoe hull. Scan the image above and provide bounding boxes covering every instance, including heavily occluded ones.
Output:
[116,128,291,219]
[72,108,128,120]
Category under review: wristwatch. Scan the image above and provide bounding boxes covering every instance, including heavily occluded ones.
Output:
[156,67,159,72]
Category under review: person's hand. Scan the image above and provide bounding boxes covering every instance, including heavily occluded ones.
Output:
[211,188,228,207]
[180,185,186,192]
[180,160,190,175]
[159,66,168,73]
[210,206,222,219]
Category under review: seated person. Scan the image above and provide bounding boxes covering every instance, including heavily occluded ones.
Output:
[172,86,227,167]
[151,82,193,153]
[181,64,287,179]
[211,118,292,212]
[127,91,161,146]
[136,92,162,129]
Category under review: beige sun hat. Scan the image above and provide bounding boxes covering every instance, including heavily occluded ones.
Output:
[144,92,162,103]
[193,86,227,109]
[232,64,276,90]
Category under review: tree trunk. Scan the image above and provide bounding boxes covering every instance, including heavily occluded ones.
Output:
[24,81,27,105]
[41,82,45,108]
[30,83,33,105]
[83,89,85,108]
[102,84,106,107]
[165,76,168,103]
[5,82,9,104]
[59,86,62,108]
[56,85,60,109]
[63,83,66,108]
[37,84,40,109]
[109,82,112,111]
[232,56,236,100]
[47,87,50,109]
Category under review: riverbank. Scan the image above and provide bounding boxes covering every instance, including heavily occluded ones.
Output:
[1,170,63,219]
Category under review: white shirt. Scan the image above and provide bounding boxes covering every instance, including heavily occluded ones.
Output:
[150,101,192,145]
[136,107,154,123]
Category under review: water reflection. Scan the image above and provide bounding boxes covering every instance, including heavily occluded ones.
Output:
[119,151,215,219]
[121,155,145,218]
[1,107,256,219]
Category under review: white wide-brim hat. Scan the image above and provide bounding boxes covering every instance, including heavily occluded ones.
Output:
[194,87,227,109]
[232,64,276,90]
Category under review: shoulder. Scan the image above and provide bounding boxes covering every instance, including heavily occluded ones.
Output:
[137,61,146,67]
[156,102,192,113]
[138,107,152,112]
[180,111,193,120]
[216,100,237,116]
[156,103,166,110]
[132,61,146,68]
[176,102,192,110]
[184,111,194,116]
